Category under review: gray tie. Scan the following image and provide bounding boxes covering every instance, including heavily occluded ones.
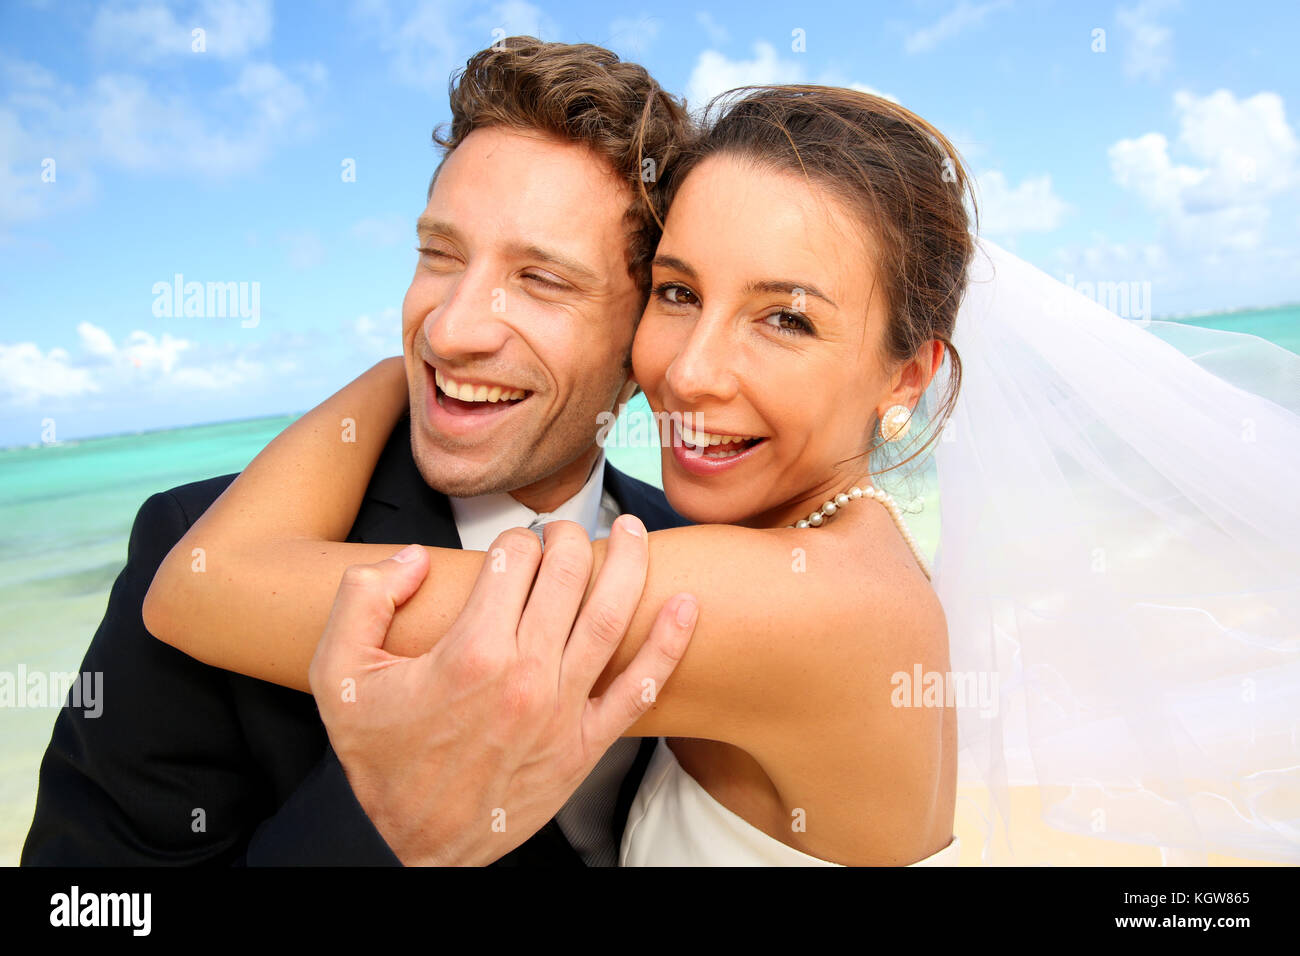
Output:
[527,515,550,545]
[525,514,639,865]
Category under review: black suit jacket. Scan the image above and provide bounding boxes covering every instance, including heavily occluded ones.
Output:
[21,419,688,866]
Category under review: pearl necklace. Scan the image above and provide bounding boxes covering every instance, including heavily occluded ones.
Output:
[787,484,932,580]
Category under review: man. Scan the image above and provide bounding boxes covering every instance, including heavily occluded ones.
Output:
[22,37,694,866]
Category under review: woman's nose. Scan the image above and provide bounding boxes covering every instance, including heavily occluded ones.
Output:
[665,317,740,404]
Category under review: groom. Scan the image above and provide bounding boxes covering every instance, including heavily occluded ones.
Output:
[22,38,694,866]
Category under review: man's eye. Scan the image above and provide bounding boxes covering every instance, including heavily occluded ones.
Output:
[416,246,455,261]
[653,282,699,306]
[522,271,566,290]
[764,310,815,336]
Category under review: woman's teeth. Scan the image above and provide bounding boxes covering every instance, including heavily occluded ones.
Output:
[679,424,761,457]
[435,368,527,403]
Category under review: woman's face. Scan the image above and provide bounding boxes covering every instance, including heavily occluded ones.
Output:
[633,154,900,528]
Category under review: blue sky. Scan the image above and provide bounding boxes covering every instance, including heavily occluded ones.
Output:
[1,0,1297,445]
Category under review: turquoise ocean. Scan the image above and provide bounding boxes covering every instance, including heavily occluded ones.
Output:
[1,305,1296,864]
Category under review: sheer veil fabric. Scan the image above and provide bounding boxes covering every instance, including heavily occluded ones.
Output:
[929,237,1300,864]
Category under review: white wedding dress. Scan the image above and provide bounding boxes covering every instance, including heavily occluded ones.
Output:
[619,738,961,866]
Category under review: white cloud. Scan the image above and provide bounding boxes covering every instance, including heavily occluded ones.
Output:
[78,322,190,375]
[78,321,117,359]
[1058,89,1300,313]
[1108,89,1297,250]
[0,321,271,406]
[1116,0,1176,81]
[90,0,272,63]
[86,63,322,178]
[1,22,325,231]
[353,309,402,357]
[607,15,662,56]
[695,11,729,47]
[685,43,898,113]
[358,0,557,91]
[196,0,273,58]
[0,58,97,229]
[480,0,557,40]
[903,0,1012,55]
[975,170,1070,236]
[0,342,97,403]
[686,42,807,110]
[363,0,461,90]
[170,355,262,390]
[848,82,900,105]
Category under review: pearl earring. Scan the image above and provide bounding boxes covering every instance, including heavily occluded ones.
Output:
[879,404,912,442]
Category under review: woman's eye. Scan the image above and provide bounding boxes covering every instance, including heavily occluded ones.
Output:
[654,283,699,306]
[764,310,814,336]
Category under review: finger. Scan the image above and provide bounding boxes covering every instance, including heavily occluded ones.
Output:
[515,520,592,663]
[557,514,648,699]
[312,544,430,679]
[584,593,697,745]
[439,526,543,655]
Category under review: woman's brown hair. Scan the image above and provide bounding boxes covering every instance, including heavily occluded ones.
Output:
[646,85,976,474]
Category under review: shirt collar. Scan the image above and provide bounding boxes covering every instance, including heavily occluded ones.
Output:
[448,450,608,552]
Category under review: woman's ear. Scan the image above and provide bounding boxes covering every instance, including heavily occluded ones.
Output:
[885,340,945,409]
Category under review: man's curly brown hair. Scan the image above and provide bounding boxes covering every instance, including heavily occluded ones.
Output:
[430,36,693,297]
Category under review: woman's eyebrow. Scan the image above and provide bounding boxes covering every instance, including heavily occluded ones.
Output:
[652,253,697,278]
[745,279,837,309]
[654,254,837,308]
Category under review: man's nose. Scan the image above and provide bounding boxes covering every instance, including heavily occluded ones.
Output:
[422,270,512,361]
[665,315,741,405]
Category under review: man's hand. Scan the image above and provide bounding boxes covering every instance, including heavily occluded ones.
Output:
[307,515,697,866]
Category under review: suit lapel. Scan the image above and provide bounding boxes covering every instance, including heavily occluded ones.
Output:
[349,417,462,549]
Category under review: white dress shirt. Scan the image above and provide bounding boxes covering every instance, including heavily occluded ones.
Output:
[447,451,634,867]
[448,451,618,551]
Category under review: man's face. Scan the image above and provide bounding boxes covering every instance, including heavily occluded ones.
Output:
[402,126,643,502]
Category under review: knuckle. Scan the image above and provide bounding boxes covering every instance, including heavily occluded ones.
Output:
[496,527,542,564]
[340,564,382,591]
[586,600,627,645]
[545,549,591,591]
[455,644,505,682]
[546,520,588,546]
[501,670,542,720]
[542,525,592,585]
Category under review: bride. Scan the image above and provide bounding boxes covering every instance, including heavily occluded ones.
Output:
[143,85,1300,866]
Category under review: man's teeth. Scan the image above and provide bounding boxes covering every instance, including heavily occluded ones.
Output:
[435,368,526,403]
[679,423,760,454]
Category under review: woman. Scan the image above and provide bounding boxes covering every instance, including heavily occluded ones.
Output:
[144,86,1300,865]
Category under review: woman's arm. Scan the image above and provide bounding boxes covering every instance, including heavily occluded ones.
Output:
[144,357,486,686]
[144,358,945,755]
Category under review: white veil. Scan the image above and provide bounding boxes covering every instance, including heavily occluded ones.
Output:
[930,237,1300,864]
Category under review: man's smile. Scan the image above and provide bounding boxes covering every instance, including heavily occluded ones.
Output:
[422,361,535,437]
